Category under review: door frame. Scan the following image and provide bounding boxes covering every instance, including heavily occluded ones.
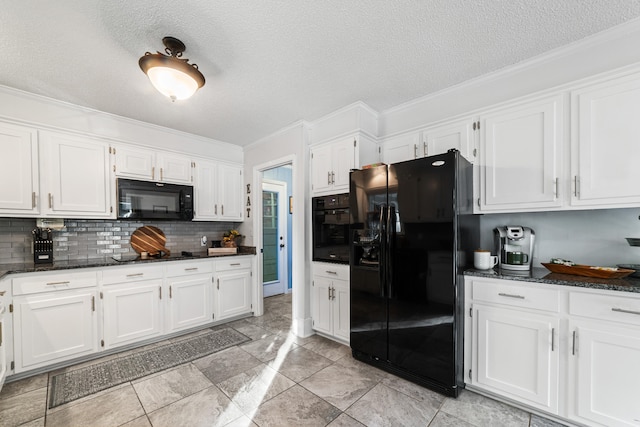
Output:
[262,179,288,297]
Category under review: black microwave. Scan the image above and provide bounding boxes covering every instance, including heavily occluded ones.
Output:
[117,178,194,221]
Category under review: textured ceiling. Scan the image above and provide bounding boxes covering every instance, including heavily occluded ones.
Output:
[1,1,640,146]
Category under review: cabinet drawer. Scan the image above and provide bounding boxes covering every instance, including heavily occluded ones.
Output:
[313,263,349,281]
[569,291,640,326]
[102,264,163,285]
[472,279,560,312]
[215,257,252,272]
[166,260,213,277]
[13,270,98,295]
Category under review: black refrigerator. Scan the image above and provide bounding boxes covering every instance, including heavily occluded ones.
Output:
[349,150,479,397]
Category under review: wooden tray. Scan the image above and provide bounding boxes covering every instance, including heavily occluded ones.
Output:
[542,263,635,279]
[130,226,170,256]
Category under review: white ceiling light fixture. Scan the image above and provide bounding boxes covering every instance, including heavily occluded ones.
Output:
[139,36,205,102]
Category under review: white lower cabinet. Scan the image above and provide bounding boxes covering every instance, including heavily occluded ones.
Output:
[472,304,559,414]
[0,304,6,391]
[166,260,214,332]
[13,289,98,373]
[102,281,163,350]
[466,276,640,427]
[311,263,349,342]
[215,259,252,321]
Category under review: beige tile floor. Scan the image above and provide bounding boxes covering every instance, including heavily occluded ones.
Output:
[0,293,566,427]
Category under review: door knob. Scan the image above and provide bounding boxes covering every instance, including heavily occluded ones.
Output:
[279,244,285,248]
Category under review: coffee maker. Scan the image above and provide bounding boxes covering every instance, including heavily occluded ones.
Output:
[494,226,535,271]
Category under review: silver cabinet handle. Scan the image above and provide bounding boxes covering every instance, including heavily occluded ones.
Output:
[215,204,217,215]
[221,205,224,215]
[160,167,164,181]
[47,281,70,286]
[230,263,241,266]
[328,287,331,300]
[332,287,336,300]
[185,267,198,271]
[423,141,427,157]
[551,328,555,352]
[169,285,172,298]
[48,193,53,209]
[554,178,558,198]
[413,144,418,159]
[152,166,155,180]
[331,172,335,184]
[328,171,331,185]
[498,292,525,299]
[612,307,640,316]
[326,270,337,275]
[574,176,580,197]
[126,273,144,278]
[32,192,36,208]
[572,330,577,356]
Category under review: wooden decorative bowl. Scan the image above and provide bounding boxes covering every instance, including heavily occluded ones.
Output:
[542,263,635,279]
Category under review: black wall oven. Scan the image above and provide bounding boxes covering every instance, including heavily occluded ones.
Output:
[117,178,194,221]
[312,193,350,264]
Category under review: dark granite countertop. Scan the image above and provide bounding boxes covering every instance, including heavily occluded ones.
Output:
[0,246,256,281]
[465,266,640,294]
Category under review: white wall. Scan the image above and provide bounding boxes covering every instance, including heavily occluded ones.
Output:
[242,121,313,337]
[479,208,640,268]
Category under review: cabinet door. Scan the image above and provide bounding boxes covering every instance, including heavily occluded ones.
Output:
[424,118,476,163]
[167,275,213,333]
[114,145,155,180]
[194,159,218,220]
[381,133,420,164]
[40,131,112,217]
[311,276,333,335]
[102,281,163,349]
[569,321,640,426]
[0,308,6,392]
[572,74,640,207]
[157,152,193,184]
[14,290,97,372]
[311,145,333,194]
[0,123,39,215]
[332,138,356,189]
[479,95,563,212]
[333,280,350,342]
[473,304,559,414]
[216,270,251,320]
[218,163,243,221]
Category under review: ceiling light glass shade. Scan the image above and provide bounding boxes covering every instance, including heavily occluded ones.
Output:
[139,37,205,101]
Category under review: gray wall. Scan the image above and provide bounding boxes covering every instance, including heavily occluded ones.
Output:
[479,208,640,267]
[0,218,238,264]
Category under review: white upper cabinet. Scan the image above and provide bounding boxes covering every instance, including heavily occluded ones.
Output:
[423,117,476,162]
[114,145,193,185]
[571,72,640,207]
[193,160,243,221]
[311,134,377,196]
[479,94,564,212]
[0,123,39,216]
[156,152,193,184]
[39,131,113,218]
[381,132,421,164]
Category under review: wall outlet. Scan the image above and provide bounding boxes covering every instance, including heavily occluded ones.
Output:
[200,236,208,247]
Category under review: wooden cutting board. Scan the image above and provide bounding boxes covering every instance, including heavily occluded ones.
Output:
[130,226,170,256]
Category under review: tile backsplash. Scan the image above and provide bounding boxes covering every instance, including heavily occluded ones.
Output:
[0,218,239,264]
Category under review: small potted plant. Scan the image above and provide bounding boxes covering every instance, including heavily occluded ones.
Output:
[222,229,241,248]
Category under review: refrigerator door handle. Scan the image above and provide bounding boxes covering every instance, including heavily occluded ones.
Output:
[386,205,394,299]
[379,205,387,298]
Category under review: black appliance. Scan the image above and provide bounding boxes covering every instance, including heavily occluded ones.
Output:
[33,228,53,264]
[312,193,350,264]
[117,178,194,221]
[349,150,479,397]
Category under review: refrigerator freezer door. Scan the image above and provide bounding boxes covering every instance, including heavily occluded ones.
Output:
[349,165,388,361]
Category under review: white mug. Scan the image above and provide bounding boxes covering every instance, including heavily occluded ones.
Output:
[474,249,498,270]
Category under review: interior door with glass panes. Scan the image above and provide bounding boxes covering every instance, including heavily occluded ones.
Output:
[262,180,288,297]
